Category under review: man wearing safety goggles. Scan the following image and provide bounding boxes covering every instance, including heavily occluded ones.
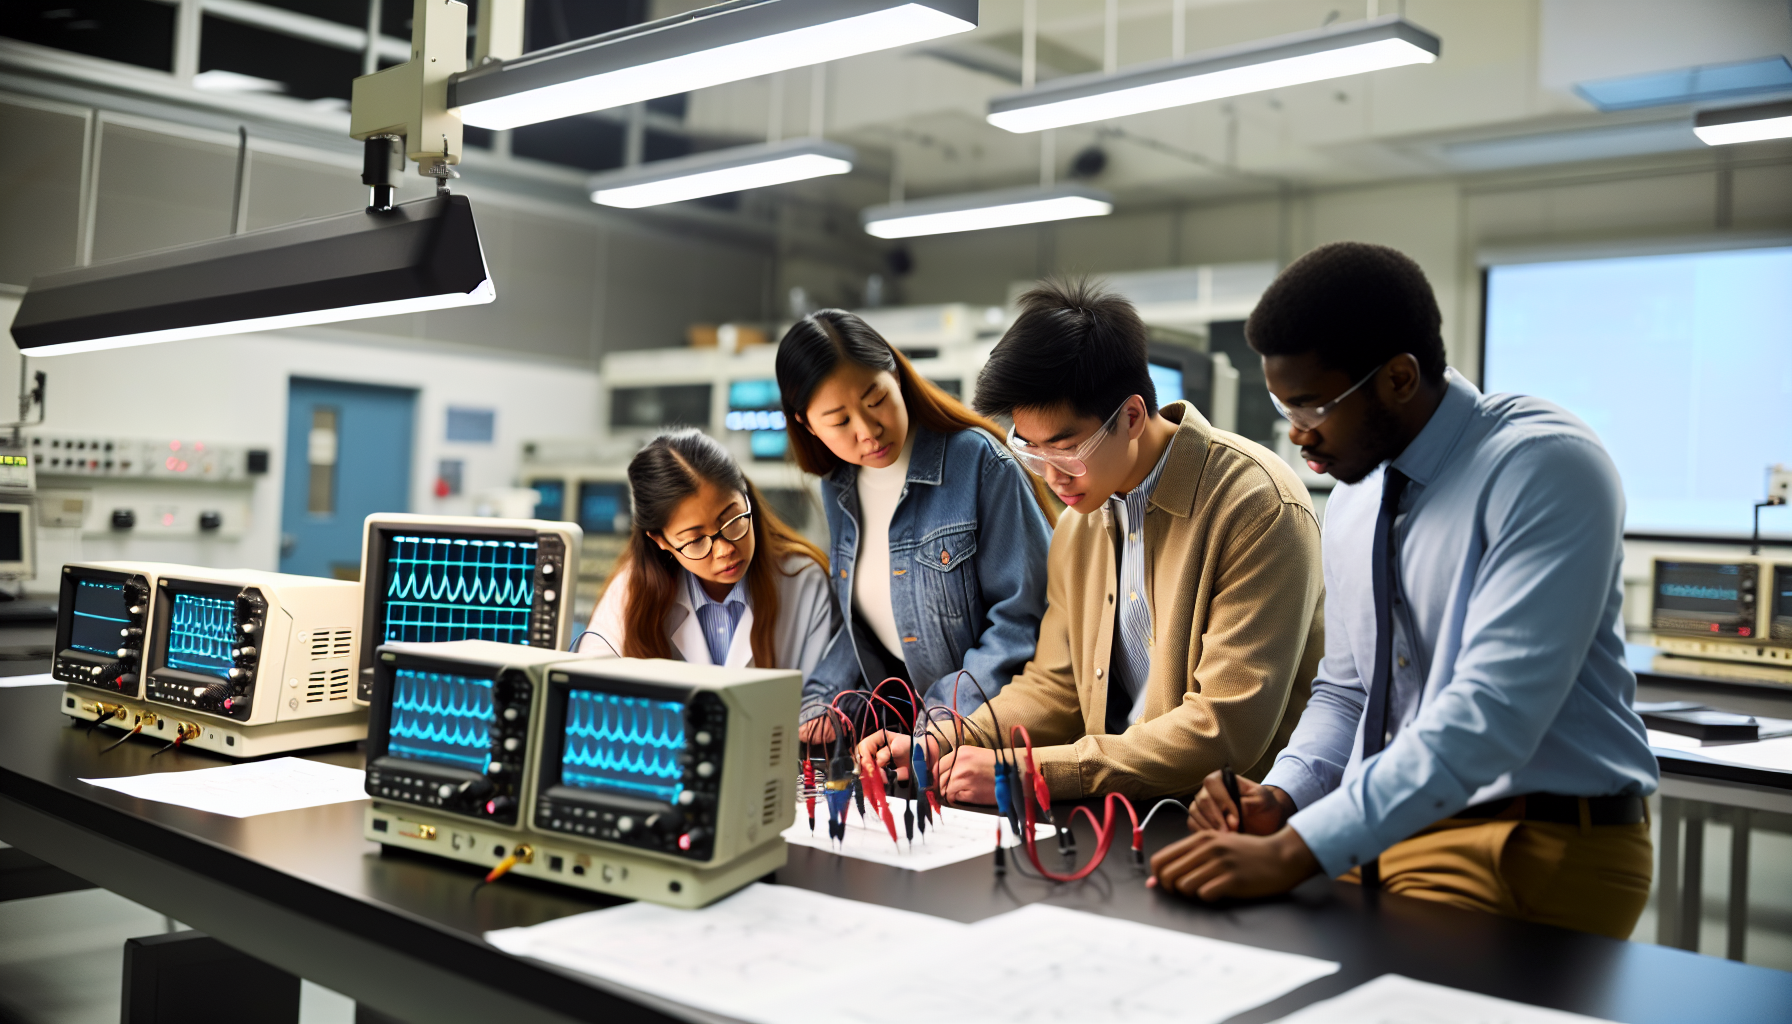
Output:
[859,275,1324,804]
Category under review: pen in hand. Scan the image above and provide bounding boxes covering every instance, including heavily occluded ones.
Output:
[1221,762,1242,832]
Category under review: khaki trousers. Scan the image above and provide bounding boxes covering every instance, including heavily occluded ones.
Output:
[1341,814,1653,941]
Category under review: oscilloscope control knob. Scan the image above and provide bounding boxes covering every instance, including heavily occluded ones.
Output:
[694,731,712,746]
[502,707,519,722]
[502,737,519,752]
[617,816,635,833]
[239,622,256,635]
[120,627,143,639]
[437,783,456,800]
[695,761,715,779]
[541,563,554,576]
[234,646,256,658]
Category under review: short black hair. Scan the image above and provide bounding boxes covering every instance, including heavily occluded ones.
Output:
[974,276,1156,422]
[1246,242,1446,384]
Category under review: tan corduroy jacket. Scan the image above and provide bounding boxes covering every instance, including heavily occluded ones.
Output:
[960,401,1324,800]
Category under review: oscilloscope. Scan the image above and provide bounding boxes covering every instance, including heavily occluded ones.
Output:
[362,642,799,908]
[53,561,173,700]
[354,514,583,705]
[1649,557,1792,685]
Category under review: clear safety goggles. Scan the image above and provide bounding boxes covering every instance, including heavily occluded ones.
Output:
[1005,399,1129,478]
[1268,363,1383,432]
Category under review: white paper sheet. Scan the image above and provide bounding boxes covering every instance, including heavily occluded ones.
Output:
[0,673,57,687]
[81,757,369,817]
[488,886,1340,1024]
[782,796,1057,871]
[1650,730,1792,773]
[486,883,969,1022]
[898,903,1339,1024]
[1273,974,1618,1023]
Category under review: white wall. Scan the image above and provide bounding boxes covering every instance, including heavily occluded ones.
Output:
[12,322,598,592]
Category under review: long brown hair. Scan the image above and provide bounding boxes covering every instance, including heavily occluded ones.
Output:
[610,430,827,667]
[774,309,1056,516]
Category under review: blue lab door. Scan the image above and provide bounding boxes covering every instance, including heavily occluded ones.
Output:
[280,377,417,579]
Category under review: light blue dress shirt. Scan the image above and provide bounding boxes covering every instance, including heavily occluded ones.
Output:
[1263,369,1658,878]
[686,571,747,666]
[1109,438,1173,727]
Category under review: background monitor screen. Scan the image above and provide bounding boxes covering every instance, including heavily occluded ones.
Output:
[578,482,629,535]
[611,384,712,430]
[380,534,537,647]
[560,690,686,803]
[165,591,236,679]
[530,478,565,521]
[0,509,21,563]
[1148,361,1184,407]
[1485,246,1792,537]
[749,431,788,460]
[69,578,130,655]
[1775,566,1792,640]
[1654,561,1747,629]
[388,667,493,772]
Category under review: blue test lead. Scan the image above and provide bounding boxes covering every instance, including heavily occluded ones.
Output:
[824,746,855,843]
[910,737,932,837]
[993,760,1012,827]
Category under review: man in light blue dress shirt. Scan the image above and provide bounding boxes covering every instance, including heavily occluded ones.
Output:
[1151,242,1658,939]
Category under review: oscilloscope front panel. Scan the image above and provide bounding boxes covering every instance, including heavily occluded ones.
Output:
[144,568,363,731]
[54,561,168,699]
[355,515,584,704]
[1649,557,1792,673]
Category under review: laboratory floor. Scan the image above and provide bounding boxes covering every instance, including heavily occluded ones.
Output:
[0,804,1787,1024]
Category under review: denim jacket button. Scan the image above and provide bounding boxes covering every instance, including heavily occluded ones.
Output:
[940,550,950,564]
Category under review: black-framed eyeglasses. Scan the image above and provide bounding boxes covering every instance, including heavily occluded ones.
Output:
[666,499,752,560]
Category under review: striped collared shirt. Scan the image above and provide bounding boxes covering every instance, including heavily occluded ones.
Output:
[686,570,747,666]
[1108,439,1173,728]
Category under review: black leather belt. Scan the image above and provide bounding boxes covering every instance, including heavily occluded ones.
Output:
[1454,793,1647,827]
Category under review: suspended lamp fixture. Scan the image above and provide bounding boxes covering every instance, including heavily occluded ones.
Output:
[1695,99,1792,145]
[986,16,1440,133]
[451,0,978,131]
[861,185,1113,239]
[589,138,855,208]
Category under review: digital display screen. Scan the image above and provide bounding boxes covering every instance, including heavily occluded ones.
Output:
[1656,562,1742,616]
[165,592,236,679]
[727,379,780,412]
[531,479,565,521]
[0,509,21,563]
[749,431,788,460]
[69,578,130,655]
[611,384,712,430]
[388,668,494,772]
[381,534,537,646]
[578,482,629,535]
[1775,566,1792,635]
[561,690,686,803]
[1148,361,1184,405]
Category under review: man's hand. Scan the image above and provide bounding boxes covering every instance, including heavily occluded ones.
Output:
[798,717,836,746]
[1149,827,1320,901]
[857,729,936,783]
[935,745,997,805]
[1188,773,1292,835]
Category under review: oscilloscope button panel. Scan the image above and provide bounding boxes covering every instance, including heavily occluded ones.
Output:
[146,584,266,721]
[528,534,566,649]
[536,691,728,862]
[367,669,532,826]
[55,570,151,697]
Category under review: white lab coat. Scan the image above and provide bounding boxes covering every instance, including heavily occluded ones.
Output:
[581,553,834,678]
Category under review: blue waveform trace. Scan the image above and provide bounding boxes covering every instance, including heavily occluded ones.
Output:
[166,593,235,678]
[387,668,494,772]
[1661,584,1738,601]
[382,535,539,645]
[560,691,686,803]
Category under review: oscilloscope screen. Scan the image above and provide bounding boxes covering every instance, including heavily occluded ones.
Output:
[379,534,538,647]
[165,591,236,679]
[387,667,494,772]
[560,690,686,804]
[69,578,130,655]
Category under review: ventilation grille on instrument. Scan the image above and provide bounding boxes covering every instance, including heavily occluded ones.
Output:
[309,629,354,660]
[761,779,780,826]
[767,724,785,768]
[306,667,352,703]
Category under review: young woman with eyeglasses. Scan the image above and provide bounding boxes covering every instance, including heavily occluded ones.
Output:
[580,429,835,674]
[776,309,1055,743]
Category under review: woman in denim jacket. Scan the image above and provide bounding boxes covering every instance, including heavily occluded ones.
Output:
[777,309,1054,741]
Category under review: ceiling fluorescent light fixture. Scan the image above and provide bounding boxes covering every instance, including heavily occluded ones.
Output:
[452,0,978,131]
[987,16,1439,133]
[861,185,1113,239]
[590,138,855,208]
[10,196,493,356]
[1695,99,1792,146]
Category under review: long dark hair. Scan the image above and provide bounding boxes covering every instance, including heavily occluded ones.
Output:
[610,429,827,667]
[775,309,1055,515]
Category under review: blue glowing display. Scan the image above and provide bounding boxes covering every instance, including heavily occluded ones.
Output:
[70,579,130,655]
[749,431,788,459]
[166,593,235,678]
[561,690,686,803]
[387,668,494,771]
[381,534,536,645]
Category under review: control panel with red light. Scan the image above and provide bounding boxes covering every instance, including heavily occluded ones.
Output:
[1650,557,1792,681]
[27,434,260,481]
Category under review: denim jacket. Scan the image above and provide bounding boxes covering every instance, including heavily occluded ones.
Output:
[803,425,1053,721]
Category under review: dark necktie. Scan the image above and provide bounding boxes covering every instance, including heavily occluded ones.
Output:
[1359,466,1408,890]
